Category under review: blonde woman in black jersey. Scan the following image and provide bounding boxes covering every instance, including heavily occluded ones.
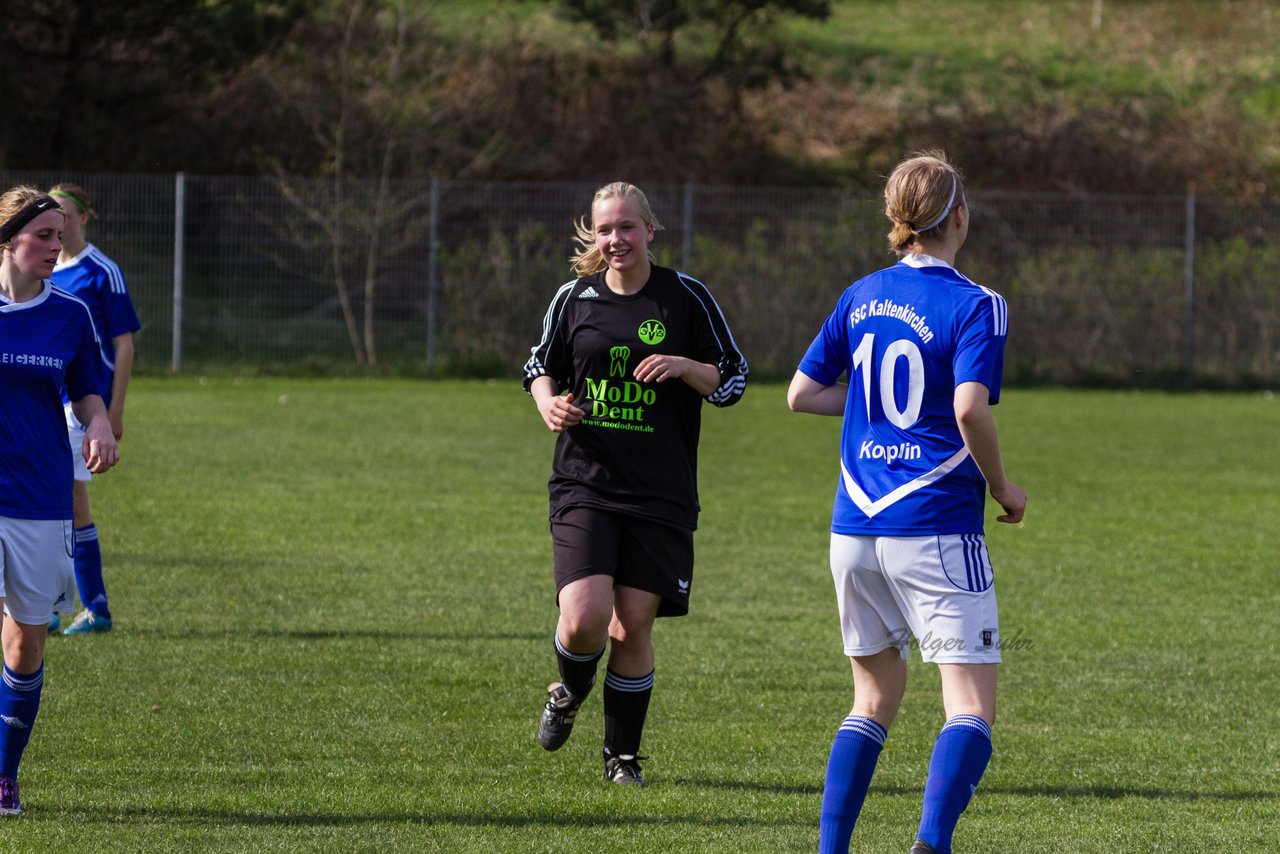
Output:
[522,182,748,786]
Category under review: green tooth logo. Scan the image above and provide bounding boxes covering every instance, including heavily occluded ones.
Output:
[610,345,631,378]
[638,319,666,345]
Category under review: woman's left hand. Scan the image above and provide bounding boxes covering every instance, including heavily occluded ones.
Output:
[634,354,720,397]
[633,354,692,383]
[634,353,727,396]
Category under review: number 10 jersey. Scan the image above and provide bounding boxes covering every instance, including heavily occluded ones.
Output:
[797,254,1008,536]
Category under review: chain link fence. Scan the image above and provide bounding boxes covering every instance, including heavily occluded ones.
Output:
[5,171,1277,386]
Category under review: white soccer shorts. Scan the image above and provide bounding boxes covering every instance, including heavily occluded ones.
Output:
[830,532,1001,664]
[0,515,77,624]
[65,402,92,483]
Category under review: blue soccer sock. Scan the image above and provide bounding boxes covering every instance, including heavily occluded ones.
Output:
[0,663,44,779]
[819,715,888,854]
[74,524,110,618]
[916,714,993,854]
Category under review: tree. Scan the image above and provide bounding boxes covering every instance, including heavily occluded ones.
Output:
[245,0,443,366]
[0,0,309,170]
[555,0,831,86]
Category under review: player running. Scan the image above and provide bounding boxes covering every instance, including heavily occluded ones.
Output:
[46,183,140,635]
[0,186,120,816]
[523,181,747,787]
[787,152,1026,854]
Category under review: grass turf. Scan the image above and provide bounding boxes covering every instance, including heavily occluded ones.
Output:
[11,378,1278,851]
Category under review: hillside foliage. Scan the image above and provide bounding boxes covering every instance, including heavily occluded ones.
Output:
[1,0,1276,194]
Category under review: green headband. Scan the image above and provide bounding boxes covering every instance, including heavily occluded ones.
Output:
[49,189,90,214]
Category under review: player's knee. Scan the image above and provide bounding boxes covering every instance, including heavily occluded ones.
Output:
[608,616,653,649]
[558,611,610,647]
[2,625,47,672]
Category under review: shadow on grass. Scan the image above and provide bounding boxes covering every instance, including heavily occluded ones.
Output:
[678,778,1278,803]
[671,776,820,796]
[39,804,813,829]
[129,628,545,642]
[981,784,1280,802]
[32,784,1277,830]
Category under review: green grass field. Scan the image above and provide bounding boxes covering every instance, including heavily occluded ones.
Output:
[10,378,1278,851]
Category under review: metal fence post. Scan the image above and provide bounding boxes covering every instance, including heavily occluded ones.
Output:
[427,177,441,370]
[6,169,1274,386]
[172,172,186,374]
[1183,184,1197,388]
[681,182,694,272]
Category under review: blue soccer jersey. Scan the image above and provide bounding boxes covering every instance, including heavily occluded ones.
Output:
[51,243,140,409]
[797,255,1008,536]
[0,285,104,520]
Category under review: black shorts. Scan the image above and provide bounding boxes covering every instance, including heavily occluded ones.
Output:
[551,505,695,618]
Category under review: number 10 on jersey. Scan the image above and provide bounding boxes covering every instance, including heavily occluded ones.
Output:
[851,333,924,428]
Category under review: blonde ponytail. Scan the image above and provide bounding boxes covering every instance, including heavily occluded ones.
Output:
[884,151,965,256]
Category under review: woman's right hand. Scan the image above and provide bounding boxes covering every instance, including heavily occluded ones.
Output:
[83,415,120,473]
[538,391,585,433]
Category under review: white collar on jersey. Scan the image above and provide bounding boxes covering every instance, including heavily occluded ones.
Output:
[0,281,53,311]
[54,242,96,273]
[899,253,954,271]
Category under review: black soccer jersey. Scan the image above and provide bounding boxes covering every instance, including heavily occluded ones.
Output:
[523,266,748,530]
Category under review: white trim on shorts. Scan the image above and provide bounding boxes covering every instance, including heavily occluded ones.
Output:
[0,515,78,623]
[65,402,92,482]
[830,532,1001,664]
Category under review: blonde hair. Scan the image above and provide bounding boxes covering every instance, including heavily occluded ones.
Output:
[0,185,64,247]
[569,182,664,276]
[884,151,965,256]
[49,182,97,219]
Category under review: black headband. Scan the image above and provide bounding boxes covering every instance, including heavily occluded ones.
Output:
[0,196,62,244]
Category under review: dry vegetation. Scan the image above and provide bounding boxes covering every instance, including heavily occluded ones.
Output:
[4,1,1276,193]
[204,0,1280,193]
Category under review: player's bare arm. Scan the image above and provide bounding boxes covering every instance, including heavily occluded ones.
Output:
[954,381,1025,524]
[108,331,134,439]
[531,375,585,433]
[786,370,848,417]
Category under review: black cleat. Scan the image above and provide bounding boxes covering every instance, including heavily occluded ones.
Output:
[909,841,939,854]
[604,753,648,787]
[537,682,584,751]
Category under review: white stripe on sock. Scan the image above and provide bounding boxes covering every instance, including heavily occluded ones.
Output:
[604,670,654,692]
[941,714,991,741]
[838,715,888,746]
[554,635,603,662]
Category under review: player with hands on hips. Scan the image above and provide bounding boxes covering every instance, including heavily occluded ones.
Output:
[788,152,1024,854]
[0,186,120,816]
[524,181,747,787]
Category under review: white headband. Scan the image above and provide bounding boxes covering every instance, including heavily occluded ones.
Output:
[914,173,959,232]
